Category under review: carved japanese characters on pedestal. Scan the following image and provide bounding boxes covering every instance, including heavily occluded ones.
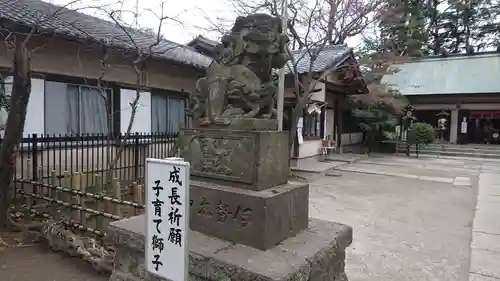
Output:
[186,13,290,126]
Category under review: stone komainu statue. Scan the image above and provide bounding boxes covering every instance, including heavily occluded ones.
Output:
[186,13,290,126]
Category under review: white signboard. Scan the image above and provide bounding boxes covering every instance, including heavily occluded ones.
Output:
[461,120,468,134]
[296,117,304,144]
[145,158,190,281]
[297,127,304,144]
[297,117,303,128]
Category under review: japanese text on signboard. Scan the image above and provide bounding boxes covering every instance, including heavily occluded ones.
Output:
[146,158,189,281]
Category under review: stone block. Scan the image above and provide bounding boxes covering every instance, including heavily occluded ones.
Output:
[470,272,500,281]
[470,247,500,279]
[194,118,278,131]
[107,215,353,281]
[188,180,309,250]
[473,209,500,235]
[472,231,500,254]
[178,128,289,191]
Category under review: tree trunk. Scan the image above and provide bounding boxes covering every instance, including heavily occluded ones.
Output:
[326,0,335,43]
[0,42,32,230]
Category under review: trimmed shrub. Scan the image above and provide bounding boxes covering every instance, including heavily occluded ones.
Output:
[411,122,435,145]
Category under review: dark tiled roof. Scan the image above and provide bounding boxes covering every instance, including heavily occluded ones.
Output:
[187,35,220,48]
[288,44,352,74]
[186,35,352,74]
[186,35,220,59]
[0,0,212,69]
[381,52,500,95]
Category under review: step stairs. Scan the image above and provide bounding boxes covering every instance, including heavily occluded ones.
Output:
[396,142,500,160]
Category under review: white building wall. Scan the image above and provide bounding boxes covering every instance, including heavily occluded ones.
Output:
[24,78,45,137]
[0,77,10,138]
[0,77,45,138]
[297,140,322,158]
[326,109,335,140]
[120,89,151,134]
[1,78,155,137]
[294,81,326,159]
[310,81,325,102]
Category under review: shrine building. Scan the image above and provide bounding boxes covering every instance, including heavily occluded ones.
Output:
[382,51,500,144]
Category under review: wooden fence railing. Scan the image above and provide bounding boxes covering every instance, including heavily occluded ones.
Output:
[14,167,145,236]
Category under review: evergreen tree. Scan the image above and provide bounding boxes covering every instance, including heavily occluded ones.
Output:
[437,0,496,53]
[379,0,429,57]
[474,1,500,50]
[426,0,445,54]
[379,0,500,55]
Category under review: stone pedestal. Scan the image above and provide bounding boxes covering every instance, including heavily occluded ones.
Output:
[189,180,309,250]
[108,118,353,281]
[108,215,352,281]
[175,121,308,250]
[178,126,289,191]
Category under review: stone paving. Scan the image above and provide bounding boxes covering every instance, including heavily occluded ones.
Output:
[291,153,365,173]
[1,153,499,281]
[300,153,500,281]
[470,173,500,280]
[322,154,500,281]
[334,162,473,186]
[309,169,476,281]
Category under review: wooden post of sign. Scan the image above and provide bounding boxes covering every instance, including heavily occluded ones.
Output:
[145,158,190,281]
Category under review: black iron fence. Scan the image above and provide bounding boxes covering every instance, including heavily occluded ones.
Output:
[8,132,179,235]
[13,132,178,192]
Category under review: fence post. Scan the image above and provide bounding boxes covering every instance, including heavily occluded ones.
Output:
[50,170,58,200]
[71,172,81,222]
[37,166,43,196]
[31,133,38,181]
[113,177,121,217]
[31,134,38,205]
[63,171,71,218]
[79,172,86,226]
[132,182,142,215]
[26,159,33,210]
[95,174,104,231]
[134,132,139,181]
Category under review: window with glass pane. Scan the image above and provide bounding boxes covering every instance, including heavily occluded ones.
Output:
[303,112,320,137]
[45,81,109,134]
[151,92,188,133]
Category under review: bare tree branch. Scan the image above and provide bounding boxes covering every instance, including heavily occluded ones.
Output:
[0,0,102,230]
[219,0,387,152]
[90,0,186,185]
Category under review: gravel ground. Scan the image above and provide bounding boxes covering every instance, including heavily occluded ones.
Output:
[0,155,482,281]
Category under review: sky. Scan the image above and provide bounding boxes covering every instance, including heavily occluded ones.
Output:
[48,0,239,44]
[47,0,362,47]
